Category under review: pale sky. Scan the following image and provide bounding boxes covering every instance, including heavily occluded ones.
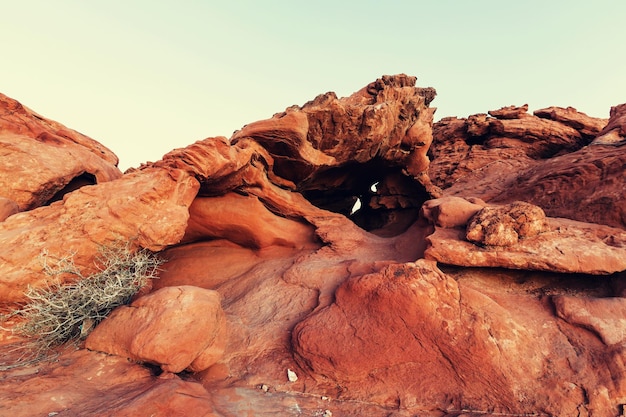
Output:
[2,1,624,170]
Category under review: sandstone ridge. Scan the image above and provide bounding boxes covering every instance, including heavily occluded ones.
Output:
[1,75,626,417]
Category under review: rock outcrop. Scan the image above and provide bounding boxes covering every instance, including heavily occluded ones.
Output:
[420,195,485,228]
[592,103,626,146]
[429,103,626,230]
[292,259,613,415]
[1,76,626,416]
[0,93,121,211]
[0,349,216,417]
[490,144,626,229]
[426,210,626,274]
[0,167,198,304]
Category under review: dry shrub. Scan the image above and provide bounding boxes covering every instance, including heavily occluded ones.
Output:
[2,244,162,367]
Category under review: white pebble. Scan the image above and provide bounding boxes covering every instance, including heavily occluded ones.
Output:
[287,368,298,382]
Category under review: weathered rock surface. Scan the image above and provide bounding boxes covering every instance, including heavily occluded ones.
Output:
[231,74,437,191]
[226,73,441,232]
[490,144,626,229]
[554,295,626,346]
[465,201,549,246]
[429,104,605,193]
[429,103,626,231]
[182,193,317,249]
[293,259,618,415]
[420,196,485,228]
[0,167,199,304]
[0,349,215,417]
[533,105,607,138]
[0,93,122,211]
[85,285,226,373]
[1,77,626,416]
[426,217,626,274]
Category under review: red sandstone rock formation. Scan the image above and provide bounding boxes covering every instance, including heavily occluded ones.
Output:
[429,103,626,230]
[1,76,626,416]
[0,93,121,211]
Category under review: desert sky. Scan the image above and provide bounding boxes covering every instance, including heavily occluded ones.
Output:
[2,0,624,169]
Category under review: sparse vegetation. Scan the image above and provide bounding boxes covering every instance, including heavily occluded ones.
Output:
[1,243,162,366]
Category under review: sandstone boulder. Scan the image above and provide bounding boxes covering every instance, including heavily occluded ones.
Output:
[533,105,607,138]
[86,285,226,373]
[465,201,549,246]
[420,196,485,228]
[292,260,610,415]
[488,103,531,119]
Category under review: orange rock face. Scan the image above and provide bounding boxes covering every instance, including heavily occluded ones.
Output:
[420,196,485,228]
[593,103,626,145]
[0,197,19,222]
[85,285,226,373]
[0,167,198,304]
[292,260,596,415]
[0,93,122,211]
[1,77,626,416]
[0,349,216,417]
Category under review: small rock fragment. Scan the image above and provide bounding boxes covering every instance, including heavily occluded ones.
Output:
[287,368,298,382]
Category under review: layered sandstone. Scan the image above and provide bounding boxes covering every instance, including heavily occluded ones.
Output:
[1,77,626,416]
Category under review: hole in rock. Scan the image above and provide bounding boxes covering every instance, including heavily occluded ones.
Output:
[141,362,164,377]
[350,198,362,215]
[46,172,97,205]
[298,159,430,236]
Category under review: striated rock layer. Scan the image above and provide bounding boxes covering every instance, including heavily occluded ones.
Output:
[1,76,626,416]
